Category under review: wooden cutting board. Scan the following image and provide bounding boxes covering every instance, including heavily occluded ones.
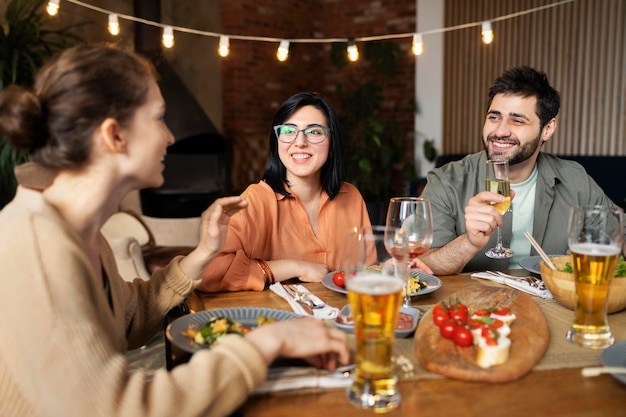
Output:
[414,285,550,382]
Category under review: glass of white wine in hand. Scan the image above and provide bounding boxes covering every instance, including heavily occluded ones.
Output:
[484,159,513,259]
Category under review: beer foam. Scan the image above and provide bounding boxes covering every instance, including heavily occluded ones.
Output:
[346,272,404,294]
[569,243,621,256]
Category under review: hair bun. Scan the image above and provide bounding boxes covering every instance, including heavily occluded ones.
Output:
[0,85,47,152]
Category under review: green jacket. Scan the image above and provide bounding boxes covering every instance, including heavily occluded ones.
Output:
[421,151,622,272]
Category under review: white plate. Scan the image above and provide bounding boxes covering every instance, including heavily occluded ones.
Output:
[166,307,300,354]
[519,255,564,275]
[601,340,626,385]
[334,304,421,338]
[322,270,442,296]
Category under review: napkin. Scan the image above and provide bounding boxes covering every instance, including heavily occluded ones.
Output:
[471,272,554,299]
[269,283,339,319]
[253,366,353,394]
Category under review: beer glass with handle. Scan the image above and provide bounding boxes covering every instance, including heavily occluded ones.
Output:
[343,226,404,413]
[484,159,513,259]
[386,197,434,307]
[566,206,624,348]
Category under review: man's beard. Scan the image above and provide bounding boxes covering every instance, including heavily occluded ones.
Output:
[483,132,542,166]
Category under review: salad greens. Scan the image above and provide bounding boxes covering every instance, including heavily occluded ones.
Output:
[560,255,626,278]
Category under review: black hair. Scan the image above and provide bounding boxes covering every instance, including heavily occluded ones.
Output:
[487,66,560,130]
[262,92,344,199]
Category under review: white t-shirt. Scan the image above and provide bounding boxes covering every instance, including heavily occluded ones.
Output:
[509,166,538,268]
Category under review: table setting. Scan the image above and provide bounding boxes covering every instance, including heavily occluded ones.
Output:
[166,203,626,415]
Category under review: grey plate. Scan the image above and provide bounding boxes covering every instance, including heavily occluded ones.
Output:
[166,307,300,354]
[322,270,442,296]
[334,304,421,338]
[601,341,626,385]
[519,255,564,275]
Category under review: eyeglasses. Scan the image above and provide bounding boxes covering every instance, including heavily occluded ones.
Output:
[273,124,331,144]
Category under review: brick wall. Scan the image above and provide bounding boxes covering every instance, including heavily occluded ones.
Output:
[221,0,416,192]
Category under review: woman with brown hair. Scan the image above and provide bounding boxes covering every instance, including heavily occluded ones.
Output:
[0,45,349,417]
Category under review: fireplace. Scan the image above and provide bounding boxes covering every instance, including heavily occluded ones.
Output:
[134,0,232,218]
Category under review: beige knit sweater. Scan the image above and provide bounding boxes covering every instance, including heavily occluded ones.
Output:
[0,186,267,417]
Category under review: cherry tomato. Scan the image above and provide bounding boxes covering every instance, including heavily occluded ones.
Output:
[449,306,468,323]
[473,309,493,317]
[453,325,474,347]
[332,271,346,287]
[481,328,500,346]
[493,307,510,316]
[432,304,450,327]
[439,319,458,339]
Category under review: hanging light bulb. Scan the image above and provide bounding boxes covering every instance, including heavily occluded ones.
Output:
[276,40,290,62]
[412,33,424,56]
[481,21,494,44]
[46,0,60,16]
[347,41,359,62]
[162,26,174,48]
[218,36,230,57]
[108,14,120,36]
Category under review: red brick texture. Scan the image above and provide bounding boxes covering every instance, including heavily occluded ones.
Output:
[220,0,416,192]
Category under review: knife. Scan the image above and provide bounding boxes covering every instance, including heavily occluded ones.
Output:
[284,285,314,315]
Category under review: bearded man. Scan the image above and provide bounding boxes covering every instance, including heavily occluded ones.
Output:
[419,66,623,274]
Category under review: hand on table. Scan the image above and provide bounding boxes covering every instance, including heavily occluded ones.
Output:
[245,317,350,371]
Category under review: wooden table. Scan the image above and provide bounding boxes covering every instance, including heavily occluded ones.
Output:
[188,273,626,417]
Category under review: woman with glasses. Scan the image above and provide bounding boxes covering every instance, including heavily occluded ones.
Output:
[198,92,373,291]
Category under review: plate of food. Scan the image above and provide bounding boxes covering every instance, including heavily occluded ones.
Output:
[519,255,564,275]
[415,285,550,382]
[166,307,300,354]
[334,304,420,338]
[322,270,442,296]
[601,340,626,386]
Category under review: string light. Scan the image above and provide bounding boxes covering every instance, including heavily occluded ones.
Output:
[481,21,494,44]
[46,0,60,16]
[412,33,423,56]
[108,13,120,36]
[347,41,359,62]
[162,26,174,48]
[277,40,290,62]
[218,36,230,57]
[54,0,574,58]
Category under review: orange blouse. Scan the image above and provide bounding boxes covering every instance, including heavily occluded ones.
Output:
[199,181,372,291]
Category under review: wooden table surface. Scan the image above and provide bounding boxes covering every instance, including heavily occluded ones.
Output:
[188,272,626,417]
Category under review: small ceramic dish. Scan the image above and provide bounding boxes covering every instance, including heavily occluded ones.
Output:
[334,304,421,338]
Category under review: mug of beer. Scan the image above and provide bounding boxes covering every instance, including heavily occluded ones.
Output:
[343,225,405,413]
[566,206,624,349]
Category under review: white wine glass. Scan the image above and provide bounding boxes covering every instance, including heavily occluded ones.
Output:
[386,197,434,307]
[484,159,513,259]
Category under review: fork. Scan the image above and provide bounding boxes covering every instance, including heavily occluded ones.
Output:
[486,271,546,290]
[284,285,327,309]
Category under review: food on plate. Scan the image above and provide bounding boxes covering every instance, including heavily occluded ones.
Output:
[476,328,511,368]
[336,310,414,330]
[430,300,515,368]
[332,270,346,287]
[560,255,626,277]
[490,307,517,325]
[407,273,427,293]
[182,315,275,346]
